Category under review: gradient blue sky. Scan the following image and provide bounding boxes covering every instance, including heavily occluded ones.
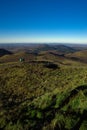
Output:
[0,0,87,43]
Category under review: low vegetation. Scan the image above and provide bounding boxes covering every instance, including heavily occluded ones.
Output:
[0,60,87,130]
[0,44,87,130]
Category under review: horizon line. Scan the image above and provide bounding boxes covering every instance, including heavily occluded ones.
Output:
[0,42,87,45]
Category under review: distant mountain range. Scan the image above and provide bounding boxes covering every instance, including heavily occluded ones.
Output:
[30,44,76,54]
[0,43,87,51]
[0,43,77,53]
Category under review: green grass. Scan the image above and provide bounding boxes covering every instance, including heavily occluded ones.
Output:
[0,61,87,130]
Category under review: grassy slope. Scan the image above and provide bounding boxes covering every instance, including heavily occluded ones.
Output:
[0,61,87,130]
[66,50,87,63]
[0,52,37,63]
[0,50,80,68]
[37,51,86,67]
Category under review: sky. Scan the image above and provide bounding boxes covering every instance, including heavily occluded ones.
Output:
[0,0,87,43]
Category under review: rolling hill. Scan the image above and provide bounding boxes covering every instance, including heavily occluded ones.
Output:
[29,44,76,54]
[0,44,77,54]
[66,50,87,63]
[0,51,37,63]
[0,44,87,130]
[0,49,84,66]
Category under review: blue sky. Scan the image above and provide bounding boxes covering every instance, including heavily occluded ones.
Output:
[0,0,87,43]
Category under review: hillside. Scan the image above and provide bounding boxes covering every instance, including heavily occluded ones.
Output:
[66,50,87,63]
[0,61,87,130]
[0,49,12,57]
[0,44,87,130]
[0,49,84,66]
[0,51,37,63]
